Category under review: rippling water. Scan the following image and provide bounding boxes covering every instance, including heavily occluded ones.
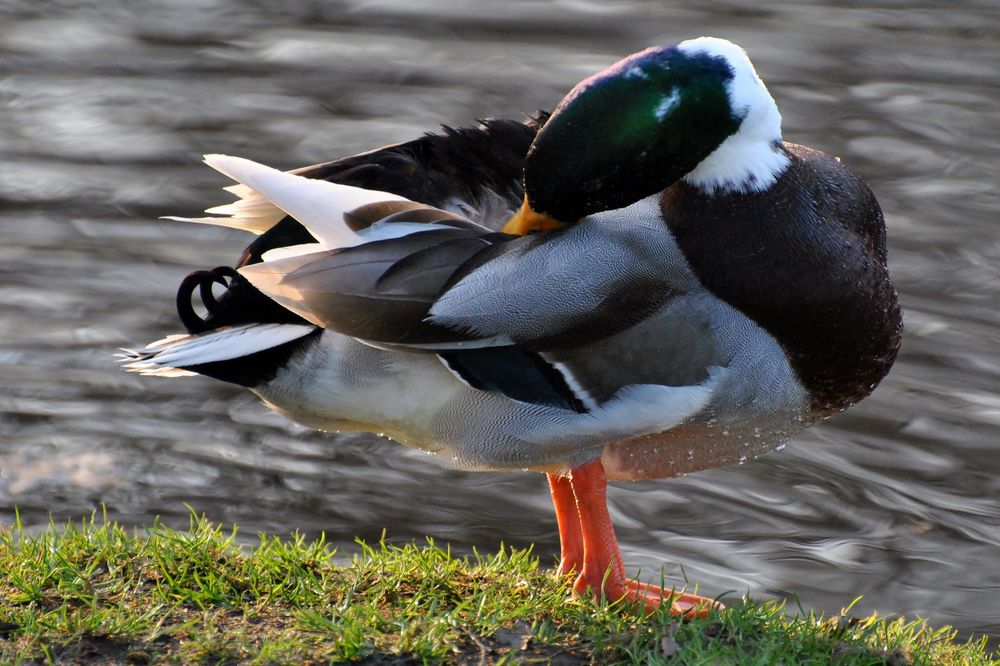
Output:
[2,0,998,645]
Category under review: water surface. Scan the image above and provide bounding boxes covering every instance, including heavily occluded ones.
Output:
[2,0,999,643]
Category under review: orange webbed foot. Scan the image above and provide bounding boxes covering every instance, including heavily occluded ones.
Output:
[626,579,722,617]
[547,459,722,619]
[569,570,720,617]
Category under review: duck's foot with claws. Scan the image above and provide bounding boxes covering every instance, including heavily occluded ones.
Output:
[548,459,722,617]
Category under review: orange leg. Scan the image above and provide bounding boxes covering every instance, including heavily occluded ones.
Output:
[549,458,722,617]
[547,472,584,576]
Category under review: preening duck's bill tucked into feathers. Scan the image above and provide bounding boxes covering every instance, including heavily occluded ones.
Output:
[124,36,901,614]
[504,37,790,233]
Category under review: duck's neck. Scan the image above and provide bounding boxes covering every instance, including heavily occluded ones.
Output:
[683,77,789,195]
[684,138,790,195]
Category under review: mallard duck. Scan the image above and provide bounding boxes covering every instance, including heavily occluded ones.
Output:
[126,37,902,614]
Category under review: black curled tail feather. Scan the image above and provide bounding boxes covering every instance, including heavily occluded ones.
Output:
[177,266,239,333]
[170,263,319,387]
[176,263,311,335]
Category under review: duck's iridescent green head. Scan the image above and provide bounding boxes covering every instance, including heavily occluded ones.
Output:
[504,37,787,234]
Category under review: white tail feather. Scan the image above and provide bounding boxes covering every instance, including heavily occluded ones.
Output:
[261,243,326,262]
[160,215,278,234]
[257,220,457,263]
[122,323,316,376]
[163,157,414,237]
[201,154,408,249]
[223,182,255,197]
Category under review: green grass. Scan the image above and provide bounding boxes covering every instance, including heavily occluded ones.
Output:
[0,510,993,665]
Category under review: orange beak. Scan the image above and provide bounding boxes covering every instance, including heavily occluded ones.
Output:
[501,195,570,236]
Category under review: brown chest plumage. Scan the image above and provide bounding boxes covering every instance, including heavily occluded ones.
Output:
[662,143,903,414]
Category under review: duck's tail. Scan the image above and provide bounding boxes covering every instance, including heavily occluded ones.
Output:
[120,323,318,386]
[164,154,411,252]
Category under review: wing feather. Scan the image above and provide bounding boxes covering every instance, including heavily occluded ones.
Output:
[428,204,682,350]
[239,228,509,344]
[241,200,682,354]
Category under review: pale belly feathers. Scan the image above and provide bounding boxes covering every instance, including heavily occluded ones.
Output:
[253,288,813,481]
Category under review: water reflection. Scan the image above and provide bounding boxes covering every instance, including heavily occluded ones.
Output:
[1,0,998,645]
